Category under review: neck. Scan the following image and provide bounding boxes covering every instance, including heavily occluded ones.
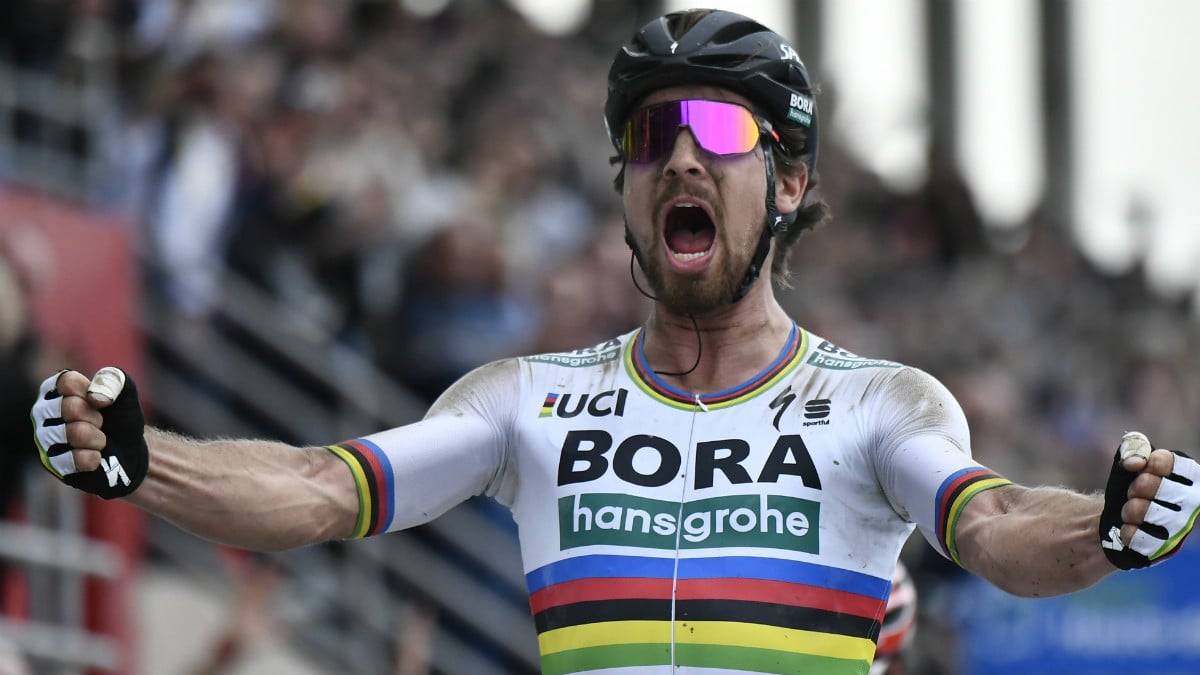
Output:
[642,284,793,393]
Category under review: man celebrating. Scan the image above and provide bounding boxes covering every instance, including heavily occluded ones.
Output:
[32,9,1200,675]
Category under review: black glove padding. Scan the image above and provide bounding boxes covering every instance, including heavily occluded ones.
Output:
[32,367,148,499]
[1099,431,1200,569]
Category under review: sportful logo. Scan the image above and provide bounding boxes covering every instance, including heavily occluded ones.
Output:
[559,492,819,552]
[769,389,832,429]
[803,398,831,427]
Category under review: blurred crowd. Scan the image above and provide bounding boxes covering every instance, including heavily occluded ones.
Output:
[4,0,1200,674]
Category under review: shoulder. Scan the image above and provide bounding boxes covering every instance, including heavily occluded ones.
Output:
[873,364,960,408]
[427,357,523,419]
[425,329,640,418]
[801,332,949,398]
[797,331,967,441]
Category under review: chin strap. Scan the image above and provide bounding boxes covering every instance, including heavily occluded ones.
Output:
[624,223,645,271]
[731,137,788,302]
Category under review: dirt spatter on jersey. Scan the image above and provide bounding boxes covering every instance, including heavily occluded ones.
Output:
[427,358,520,419]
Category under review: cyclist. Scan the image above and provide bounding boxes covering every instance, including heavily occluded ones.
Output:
[32,8,1200,675]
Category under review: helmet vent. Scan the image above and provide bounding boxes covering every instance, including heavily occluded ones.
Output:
[688,54,753,69]
[707,23,763,46]
[665,9,714,39]
[615,59,660,82]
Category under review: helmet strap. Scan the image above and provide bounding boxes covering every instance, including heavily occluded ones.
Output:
[731,139,786,302]
[624,220,649,273]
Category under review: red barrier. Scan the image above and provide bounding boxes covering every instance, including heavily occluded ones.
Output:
[0,187,146,675]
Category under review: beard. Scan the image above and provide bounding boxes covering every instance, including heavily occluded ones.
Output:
[636,215,762,316]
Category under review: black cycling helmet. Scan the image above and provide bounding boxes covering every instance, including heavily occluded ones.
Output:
[605,8,818,173]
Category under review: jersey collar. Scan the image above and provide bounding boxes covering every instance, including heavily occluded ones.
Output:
[624,321,807,411]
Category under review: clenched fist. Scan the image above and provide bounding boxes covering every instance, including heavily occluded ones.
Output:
[1100,431,1200,569]
[31,367,148,499]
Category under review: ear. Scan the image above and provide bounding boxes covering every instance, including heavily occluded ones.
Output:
[775,164,808,215]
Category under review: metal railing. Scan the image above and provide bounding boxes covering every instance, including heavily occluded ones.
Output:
[138,268,540,675]
[0,57,539,674]
[0,481,123,674]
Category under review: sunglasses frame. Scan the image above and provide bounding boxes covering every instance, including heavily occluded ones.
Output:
[621,99,779,164]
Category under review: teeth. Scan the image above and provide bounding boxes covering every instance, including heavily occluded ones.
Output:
[673,251,707,261]
[675,202,699,208]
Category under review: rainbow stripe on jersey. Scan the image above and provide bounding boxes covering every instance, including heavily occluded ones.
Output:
[527,553,887,674]
[326,438,396,538]
[935,467,1011,566]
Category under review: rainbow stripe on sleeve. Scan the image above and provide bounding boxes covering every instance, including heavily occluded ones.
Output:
[325,438,395,538]
[935,467,1012,566]
[526,554,887,674]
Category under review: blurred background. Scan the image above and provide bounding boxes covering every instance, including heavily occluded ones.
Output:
[1,0,1199,674]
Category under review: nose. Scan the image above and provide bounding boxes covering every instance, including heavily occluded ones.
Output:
[661,127,707,179]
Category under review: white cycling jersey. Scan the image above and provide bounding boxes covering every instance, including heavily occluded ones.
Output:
[327,323,1010,675]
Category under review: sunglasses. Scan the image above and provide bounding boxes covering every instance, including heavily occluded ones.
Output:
[621,99,777,164]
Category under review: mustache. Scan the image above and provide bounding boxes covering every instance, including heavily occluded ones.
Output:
[654,181,722,225]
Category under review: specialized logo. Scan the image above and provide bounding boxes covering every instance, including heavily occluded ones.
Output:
[807,340,900,371]
[1101,526,1125,551]
[560,492,820,552]
[557,430,822,491]
[769,386,796,431]
[540,389,629,419]
[780,44,802,64]
[100,456,130,488]
[528,338,622,369]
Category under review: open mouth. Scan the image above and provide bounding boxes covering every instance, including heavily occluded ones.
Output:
[663,200,716,262]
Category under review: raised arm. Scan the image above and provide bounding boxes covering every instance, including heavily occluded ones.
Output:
[34,361,517,552]
[951,483,1112,597]
[34,368,358,551]
[953,434,1199,597]
[131,428,357,551]
[872,369,1199,598]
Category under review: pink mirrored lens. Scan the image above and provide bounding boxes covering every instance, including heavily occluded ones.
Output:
[623,100,760,163]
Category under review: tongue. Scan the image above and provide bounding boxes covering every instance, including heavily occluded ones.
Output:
[668,226,715,255]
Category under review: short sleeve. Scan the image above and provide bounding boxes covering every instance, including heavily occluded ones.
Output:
[869,367,1012,565]
[327,359,519,536]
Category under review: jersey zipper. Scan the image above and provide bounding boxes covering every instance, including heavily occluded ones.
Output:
[668,393,708,669]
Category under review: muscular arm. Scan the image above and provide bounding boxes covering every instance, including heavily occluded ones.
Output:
[50,369,358,551]
[874,370,1195,596]
[47,361,516,551]
[954,484,1116,597]
[871,368,1136,596]
[128,428,358,551]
